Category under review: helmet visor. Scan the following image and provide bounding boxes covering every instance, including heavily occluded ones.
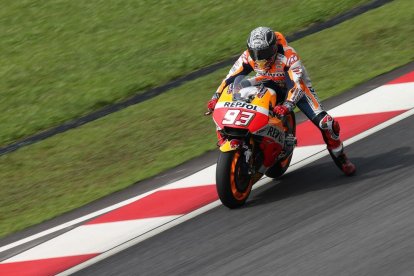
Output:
[248,46,274,61]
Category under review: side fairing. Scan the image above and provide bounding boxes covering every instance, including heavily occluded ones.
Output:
[252,124,285,146]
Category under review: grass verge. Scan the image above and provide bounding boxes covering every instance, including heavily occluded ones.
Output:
[1,0,413,238]
[0,0,371,146]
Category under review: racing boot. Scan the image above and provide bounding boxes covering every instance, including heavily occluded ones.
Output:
[318,113,356,176]
[328,144,356,176]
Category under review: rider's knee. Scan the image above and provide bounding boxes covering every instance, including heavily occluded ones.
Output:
[313,111,340,138]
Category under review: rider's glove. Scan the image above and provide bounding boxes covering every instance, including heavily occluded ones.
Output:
[273,101,295,117]
[207,93,220,111]
[207,98,218,111]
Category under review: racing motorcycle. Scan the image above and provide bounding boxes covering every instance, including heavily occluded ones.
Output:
[207,84,296,208]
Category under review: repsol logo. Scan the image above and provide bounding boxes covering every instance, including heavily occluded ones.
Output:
[224,102,258,110]
[267,127,280,140]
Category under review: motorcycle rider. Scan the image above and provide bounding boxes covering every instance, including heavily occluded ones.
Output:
[207,26,356,176]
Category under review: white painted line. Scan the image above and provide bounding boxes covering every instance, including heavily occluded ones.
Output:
[290,145,326,166]
[330,83,414,117]
[160,165,216,189]
[0,191,155,253]
[4,216,179,263]
[59,108,414,275]
[0,166,215,253]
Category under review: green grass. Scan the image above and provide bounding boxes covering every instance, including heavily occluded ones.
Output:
[0,0,371,146]
[0,0,413,238]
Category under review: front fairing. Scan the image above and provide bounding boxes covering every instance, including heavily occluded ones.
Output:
[213,86,276,133]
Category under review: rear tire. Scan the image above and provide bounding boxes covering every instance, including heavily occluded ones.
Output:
[265,112,296,178]
[216,151,253,209]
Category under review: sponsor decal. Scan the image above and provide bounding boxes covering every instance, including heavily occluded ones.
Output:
[289,87,304,102]
[216,101,269,116]
[287,54,298,66]
[291,66,302,75]
[257,72,285,78]
[242,52,248,63]
[223,102,258,111]
[229,59,241,74]
[255,126,284,144]
[221,110,255,126]
[267,126,281,140]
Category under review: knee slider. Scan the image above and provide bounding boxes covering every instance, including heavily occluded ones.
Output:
[315,112,340,139]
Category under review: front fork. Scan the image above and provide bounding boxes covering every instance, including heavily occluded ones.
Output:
[219,136,255,176]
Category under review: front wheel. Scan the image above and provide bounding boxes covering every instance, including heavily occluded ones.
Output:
[216,150,253,209]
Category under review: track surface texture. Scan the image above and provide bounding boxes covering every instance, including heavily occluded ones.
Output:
[75,117,414,275]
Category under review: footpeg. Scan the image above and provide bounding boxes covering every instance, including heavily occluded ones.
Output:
[285,134,297,147]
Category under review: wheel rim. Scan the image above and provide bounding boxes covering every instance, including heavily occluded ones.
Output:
[280,155,291,168]
[230,151,253,201]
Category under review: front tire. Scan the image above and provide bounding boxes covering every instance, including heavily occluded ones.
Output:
[216,151,253,209]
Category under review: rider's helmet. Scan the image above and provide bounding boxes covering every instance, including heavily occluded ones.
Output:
[247,27,277,72]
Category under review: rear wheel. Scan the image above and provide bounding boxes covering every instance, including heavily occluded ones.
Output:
[265,112,296,178]
[216,150,253,208]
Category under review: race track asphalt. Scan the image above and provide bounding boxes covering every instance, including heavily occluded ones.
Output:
[75,109,414,275]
